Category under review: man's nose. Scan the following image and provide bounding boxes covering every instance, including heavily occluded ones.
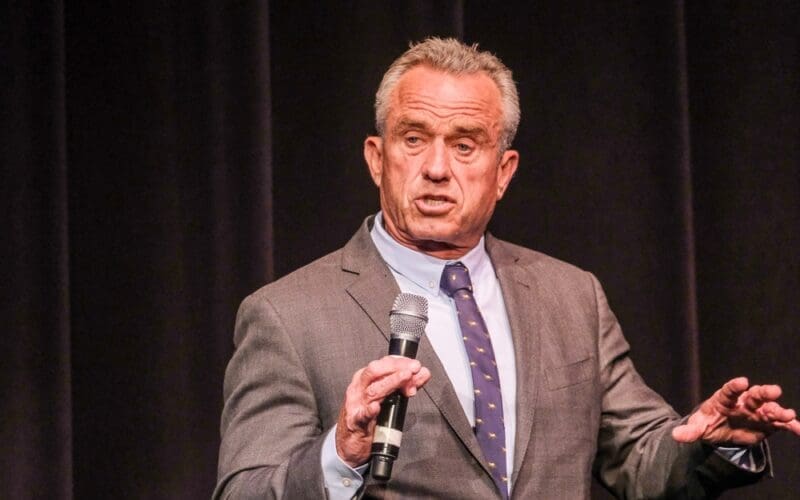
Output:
[421,138,451,182]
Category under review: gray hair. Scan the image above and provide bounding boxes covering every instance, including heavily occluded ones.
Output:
[374,37,520,151]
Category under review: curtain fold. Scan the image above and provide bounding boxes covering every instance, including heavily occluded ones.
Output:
[64,1,273,497]
[687,3,800,493]
[2,1,798,498]
[1,1,72,498]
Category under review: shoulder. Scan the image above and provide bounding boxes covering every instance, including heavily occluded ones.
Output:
[238,217,388,323]
[232,247,356,350]
[486,235,607,319]
[487,235,595,284]
[243,218,378,308]
[242,248,347,312]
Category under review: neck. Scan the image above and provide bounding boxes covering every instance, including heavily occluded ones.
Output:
[377,214,479,260]
[404,239,471,260]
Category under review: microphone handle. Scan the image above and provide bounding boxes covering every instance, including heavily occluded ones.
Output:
[370,391,408,480]
[370,337,420,480]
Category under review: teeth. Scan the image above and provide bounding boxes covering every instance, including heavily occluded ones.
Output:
[423,197,447,205]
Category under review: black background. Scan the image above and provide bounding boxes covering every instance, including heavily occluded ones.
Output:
[2,1,798,498]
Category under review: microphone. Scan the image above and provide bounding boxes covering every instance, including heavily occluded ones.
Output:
[370,292,428,481]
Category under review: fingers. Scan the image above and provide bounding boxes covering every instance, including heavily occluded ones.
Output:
[742,384,782,412]
[782,419,800,436]
[757,401,800,437]
[361,356,420,387]
[345,356,429,423]
[715,377,750,409]
[336,356,430,467]
[696,377,800,445]
[758,401,794,421]
[402,367,432,397]
[360,356,425,401]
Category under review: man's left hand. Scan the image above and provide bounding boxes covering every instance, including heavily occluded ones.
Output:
[672,377,800,446]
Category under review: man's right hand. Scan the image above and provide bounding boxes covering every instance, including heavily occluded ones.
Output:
[335,356,431,467]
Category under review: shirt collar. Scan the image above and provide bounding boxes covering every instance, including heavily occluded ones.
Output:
[370,212,491,296]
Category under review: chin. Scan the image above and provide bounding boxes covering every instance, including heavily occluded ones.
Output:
[408,221,456,240]
[410,230,464,250]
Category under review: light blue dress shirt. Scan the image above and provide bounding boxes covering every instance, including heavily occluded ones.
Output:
[321,212,517,498]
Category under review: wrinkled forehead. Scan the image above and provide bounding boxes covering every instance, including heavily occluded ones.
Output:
[387,66,503,133]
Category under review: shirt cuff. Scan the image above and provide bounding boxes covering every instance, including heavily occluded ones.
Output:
[321,425,369,499]
[714,443,767,473]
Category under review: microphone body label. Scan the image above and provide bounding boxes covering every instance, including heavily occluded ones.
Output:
[373,425,403,447]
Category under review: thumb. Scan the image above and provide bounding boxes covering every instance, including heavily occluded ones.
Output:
[672,423,705,443]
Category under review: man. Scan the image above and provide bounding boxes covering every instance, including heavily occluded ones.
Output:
[215,38,799,499]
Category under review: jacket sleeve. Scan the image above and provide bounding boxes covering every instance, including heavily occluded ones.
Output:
[589,273,767,499]
[213,292,329,500]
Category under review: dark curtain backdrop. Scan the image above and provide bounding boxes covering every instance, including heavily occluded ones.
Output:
[2,1,798,498]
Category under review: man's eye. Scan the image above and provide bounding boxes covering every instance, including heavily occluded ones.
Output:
[455,143,474,153]
[405,136,421,146]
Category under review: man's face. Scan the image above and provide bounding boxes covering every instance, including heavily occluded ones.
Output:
[364,65,519,259]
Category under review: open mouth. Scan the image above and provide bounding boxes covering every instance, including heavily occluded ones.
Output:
[415,195,455,214]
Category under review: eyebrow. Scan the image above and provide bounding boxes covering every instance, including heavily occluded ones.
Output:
[395,119,431,133]
[394,119,490,140]
[452,125,489,139]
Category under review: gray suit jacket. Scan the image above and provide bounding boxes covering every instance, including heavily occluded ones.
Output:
[215,218,763,499]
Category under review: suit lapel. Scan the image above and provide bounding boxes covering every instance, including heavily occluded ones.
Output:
[341,219,488,473]
[342,238,398,344]
[486,235,543,481]
[415,337,489,469]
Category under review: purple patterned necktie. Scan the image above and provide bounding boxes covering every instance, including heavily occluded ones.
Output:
[440,262,509,499]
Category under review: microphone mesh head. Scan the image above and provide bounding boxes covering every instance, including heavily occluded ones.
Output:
[389,293,428,342]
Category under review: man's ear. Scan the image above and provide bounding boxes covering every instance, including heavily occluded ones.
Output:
[364,136,384,187]
[496,149,519,200]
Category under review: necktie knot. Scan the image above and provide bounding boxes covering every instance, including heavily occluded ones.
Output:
[440,262,473,297]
